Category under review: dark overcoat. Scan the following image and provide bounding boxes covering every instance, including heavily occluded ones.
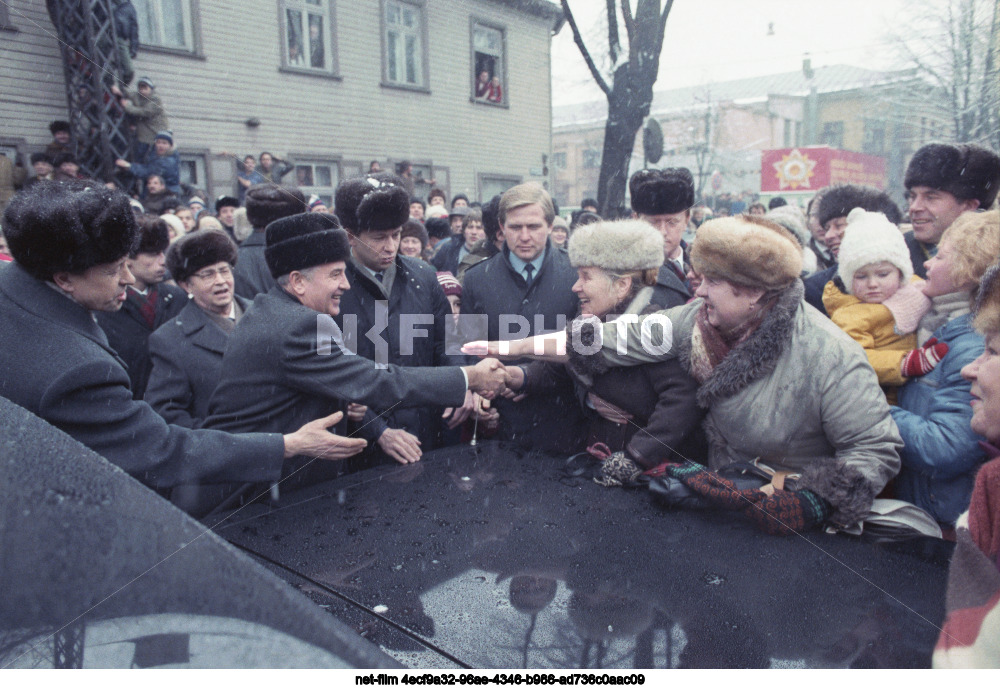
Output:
[145,295,251,428]
[461,242,586,453]
[96,281,187,399]
[0,262,284,488]
[649,264,691,310]
[334,255,462,451]
[204,286,468,470]
[232,230,276,300]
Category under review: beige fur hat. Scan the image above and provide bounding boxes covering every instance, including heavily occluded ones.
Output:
[567,219,664,272]
[691,216,802,290]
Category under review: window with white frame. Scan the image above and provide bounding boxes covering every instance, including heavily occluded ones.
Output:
[134,0,196,51]
[294,160,340,207]
[472,22,505,104]
[383,0,424,88]
[282,0,335,71]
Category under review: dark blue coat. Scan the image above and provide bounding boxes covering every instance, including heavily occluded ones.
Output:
[96,281,187,399]
[431,235,464,276]
[891,314,987,524]
[233,230,276,300]
[130,149,181,195]
[0,262,284,488]
[334,255,461,451]
[146,296,251,428]
[461,242,586,453]
[649,263,691,309]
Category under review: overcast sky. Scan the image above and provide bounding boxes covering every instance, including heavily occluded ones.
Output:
[551,0,915,105]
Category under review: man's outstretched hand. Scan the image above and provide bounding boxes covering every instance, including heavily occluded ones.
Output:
[463,358,511,399]
[283,411,368,460]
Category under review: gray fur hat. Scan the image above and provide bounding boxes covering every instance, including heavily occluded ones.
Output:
[905,142,1000,209]
[568,219,664,272]
[764,204,809,247]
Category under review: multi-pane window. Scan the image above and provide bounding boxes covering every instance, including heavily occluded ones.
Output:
[282,0,334,71]
[472,22,504,104]
[294,160,340,208]
[821,121,844,149]
[863,119,887,155]
[582,149,601,169]
[178,154,206,193]
[384,0,424,87]
[134,0,195,51]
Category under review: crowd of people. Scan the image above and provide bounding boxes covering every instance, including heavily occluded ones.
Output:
[1,120,1000,664]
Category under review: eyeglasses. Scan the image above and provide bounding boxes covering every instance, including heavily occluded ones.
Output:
[192,265,233,281]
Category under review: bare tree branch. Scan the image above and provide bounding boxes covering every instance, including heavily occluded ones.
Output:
[561,0,612,97]
[657,0,675,55]
[621,0,636,49]
[607,0,620,65]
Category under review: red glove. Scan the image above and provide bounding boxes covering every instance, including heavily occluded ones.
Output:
[901,337,949,377]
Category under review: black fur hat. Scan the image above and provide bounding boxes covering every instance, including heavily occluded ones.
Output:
[166,229,238,283]
[245,183,306,230]
[481,194,502,242]
[134,214,171,256]
[904,142,1000,209]
[424,216,452,241]
[49,120,71,135]
[818,184,901,228]
[629,167,695,215]
[334,172,410,234]
[265,212,350,278]
[215,195,239,213]
[2,180,140,280]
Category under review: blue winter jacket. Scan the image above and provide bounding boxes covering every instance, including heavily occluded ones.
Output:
[890,313,987,524]
[131,149,181,195]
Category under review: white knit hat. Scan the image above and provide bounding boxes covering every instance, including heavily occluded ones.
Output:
[837,207,912,294]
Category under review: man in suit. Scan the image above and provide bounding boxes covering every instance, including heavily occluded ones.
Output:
[204,211,510,486]
[96,214,187,399]
[0,180,368,495]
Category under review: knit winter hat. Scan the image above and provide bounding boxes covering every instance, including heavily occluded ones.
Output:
[818,184,901,229]
[436,271,462,297]
[764,204,809,247]
[154,130,173,145]
[691,216,802,290]
[400,218,429,249]
[425,204,449,219]
[167,229,238,283]
[568,219,663,272]
[629,167,695,216]
[137,76,155,89]
[905,142,1000,209]
[245,183,305,230]
[264,212,350,278]
[836,208,911,294]
[334,173,410,234]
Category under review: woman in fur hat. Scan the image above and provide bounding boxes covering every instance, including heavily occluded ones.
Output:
[467,215,902,534]
[890,210,1000,526]
[503,219,706,482]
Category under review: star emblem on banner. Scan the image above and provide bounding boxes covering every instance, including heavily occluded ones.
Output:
[773,149,817,190]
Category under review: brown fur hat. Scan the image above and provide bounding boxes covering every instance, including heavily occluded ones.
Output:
[167,229,238,283]
[691,216,802,290]
[905,142,1000,209]
[245,183,306,230]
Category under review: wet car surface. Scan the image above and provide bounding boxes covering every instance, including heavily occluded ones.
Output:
[215,442,953,669]
[0,396,396,669]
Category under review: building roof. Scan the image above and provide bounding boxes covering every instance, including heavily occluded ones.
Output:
[553,64,919,130]
[488,0,564,32]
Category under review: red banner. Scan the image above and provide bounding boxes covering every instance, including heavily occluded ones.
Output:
[761,147,887,192]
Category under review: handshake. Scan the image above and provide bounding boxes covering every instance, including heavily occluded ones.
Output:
[461,358,515,399]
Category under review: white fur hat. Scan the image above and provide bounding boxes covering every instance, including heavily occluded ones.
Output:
[568,219,664,272]
[837,207,912,294]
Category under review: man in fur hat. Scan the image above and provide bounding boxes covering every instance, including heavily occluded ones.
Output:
[628,167,695,309]
[904,142,1000,275]
[802,184,902,315]
[0,181,364,497]
[461,183,585,453]
[234,183,306,299]
[204,211,510,485]
[333,173,474,464]
[96,214,187,399]
[147,230,247,429]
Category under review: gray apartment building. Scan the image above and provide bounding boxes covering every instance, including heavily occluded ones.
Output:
[0,0,562,204]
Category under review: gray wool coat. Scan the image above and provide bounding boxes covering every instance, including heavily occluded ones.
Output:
[0,262,285,488]
[145,295,251,428]
[204,286,468,462]
[232,231,276,300]
[584,280,902,527]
